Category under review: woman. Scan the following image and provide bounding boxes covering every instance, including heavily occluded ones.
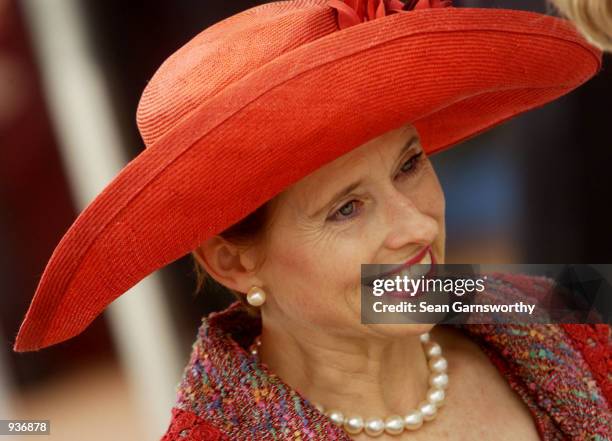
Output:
[13,0,610,439]
[167,122,611,441]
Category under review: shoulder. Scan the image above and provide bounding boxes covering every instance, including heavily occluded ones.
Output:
[161,407,229,441]
[443,272,612,438]
[487,272,612,400]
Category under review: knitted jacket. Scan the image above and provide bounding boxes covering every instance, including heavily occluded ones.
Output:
[161,274,611,440]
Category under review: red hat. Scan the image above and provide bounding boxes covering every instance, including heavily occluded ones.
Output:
[14,0,601,351]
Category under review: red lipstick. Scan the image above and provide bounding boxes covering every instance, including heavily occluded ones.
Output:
[380,245,432,278]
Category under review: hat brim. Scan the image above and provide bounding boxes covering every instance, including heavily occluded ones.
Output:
[14,7,600,351]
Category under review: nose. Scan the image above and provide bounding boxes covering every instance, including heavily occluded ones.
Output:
[381,187,439,251]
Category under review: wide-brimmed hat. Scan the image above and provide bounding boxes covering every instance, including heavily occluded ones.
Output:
[14,0,601,351]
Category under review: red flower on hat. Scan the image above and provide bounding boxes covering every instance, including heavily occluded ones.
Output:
[329,0,452,30]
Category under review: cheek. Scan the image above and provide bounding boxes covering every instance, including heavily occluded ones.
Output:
[420,170,446,257]
[263,228,365,312]
[416,168,446,221]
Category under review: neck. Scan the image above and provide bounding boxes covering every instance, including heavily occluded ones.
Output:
[257,320,431,417]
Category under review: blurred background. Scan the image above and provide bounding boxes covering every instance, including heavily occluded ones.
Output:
[0,0,610,439]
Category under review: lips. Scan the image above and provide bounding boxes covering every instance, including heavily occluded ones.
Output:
[380,245,432,278]
[362,245,436,288]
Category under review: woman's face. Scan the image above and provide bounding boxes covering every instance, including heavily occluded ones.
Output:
[254,123,446,338]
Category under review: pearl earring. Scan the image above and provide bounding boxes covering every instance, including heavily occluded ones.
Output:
[246,286,266,307]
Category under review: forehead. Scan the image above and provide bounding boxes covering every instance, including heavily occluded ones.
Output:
[280,124,418,209]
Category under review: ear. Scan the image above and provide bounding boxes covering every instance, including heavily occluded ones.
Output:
[194,236,262,293]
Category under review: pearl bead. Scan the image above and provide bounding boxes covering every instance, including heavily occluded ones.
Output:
[429,372,449,390]
[364,418,385,436]
[425,342,442,358]
[384,415,404,435]
[327,409,345,426]
[344,415,364,434]
[246,287,266,306]
[428,356,448,373]
[404,410,424,430]
[426,387,445,406]
[418,401,437,421]
[419,332,430,343]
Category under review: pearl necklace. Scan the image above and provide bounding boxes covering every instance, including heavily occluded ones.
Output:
[248,332,449,437]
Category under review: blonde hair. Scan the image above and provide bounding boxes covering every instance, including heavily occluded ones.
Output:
[551,0,612,51]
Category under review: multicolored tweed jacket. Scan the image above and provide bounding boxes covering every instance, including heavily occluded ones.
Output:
[161,274,612,440]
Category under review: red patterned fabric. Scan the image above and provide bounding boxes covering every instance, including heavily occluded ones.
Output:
[561,323,612,403]
[161,408,229,441]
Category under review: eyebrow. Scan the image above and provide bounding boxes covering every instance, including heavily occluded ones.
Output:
[309,135,419,218]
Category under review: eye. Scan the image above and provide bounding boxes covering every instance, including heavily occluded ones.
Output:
[325,151,424,223]
[398,151,424,177]
[328,200,363,222]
